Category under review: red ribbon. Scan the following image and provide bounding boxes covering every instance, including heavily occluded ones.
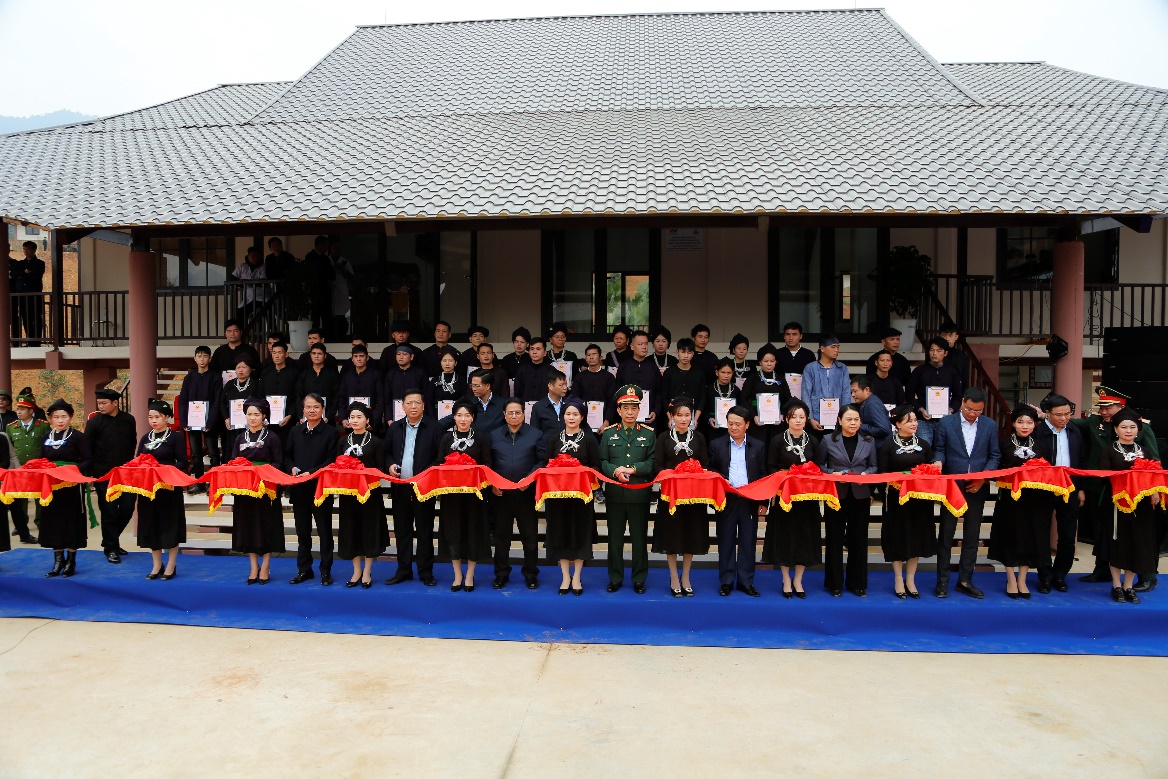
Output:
[103,452,197,502]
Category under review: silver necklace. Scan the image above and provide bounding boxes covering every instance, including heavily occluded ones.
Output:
[233,376,251,393]
[436,372,456,393]
[344,430,372,457]
[450,430,476,452]
[45,428,72,448]
[894,433,923,455]
[144,428,170,451]
[733,358,750,377]
[1115,441,1144,462]
[714,382,735,399]
[559,429,584,453]
[783,430,809,462]
[670,428,694,457]
[1010,434,1037,460]
[239,427,268,450]
[653,353,670,371]
[550,347,567,361]
[756,366,779,385]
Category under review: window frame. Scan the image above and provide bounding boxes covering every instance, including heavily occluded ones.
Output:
[153,236,233,289]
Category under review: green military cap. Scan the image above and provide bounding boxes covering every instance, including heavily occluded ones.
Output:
[615,385,643,405]
[15,394,34,408]
[0,389,10,399]
[1093,385,1129,408]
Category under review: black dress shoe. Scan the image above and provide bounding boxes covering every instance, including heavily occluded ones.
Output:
[719,584,733,596]
[105,550,121,564]
[1124,588,1140,604]
[361,579,372,589]
[906,588,920,599]
[384,571,414,586]
[1111,586,1125,602]
[955,582,985,599]
[736,584,760,597]
[525,576,538,590]
[671,587,684,598]
[451,583,464,592]
[492,576,508,590]
[289,571,314,585]
[848,588,866,598]
[1052,578,1069,593]
[321,573,333,586]
[572,585,583,596]
[117,547,129,556]
[830,589,842,597]
[145,568,162,580]
[934,583,948,599]
[248,577,259,585]
[683,587,694,597]
[19,535,37,544]
[257,576,270,585]
[894,588,907,600]
[1133,577,1158,593]
[421,575,437,587]
[782,588,793,599]
[633,582,647,594]
[607,582,622,593]
[9,528,18,536]
[1006,591,1019,600]
[464,584,475,593]
[1037,580,1052,594]
[1079,571,1111,583]
[161,569,177,581]
[794,588,806,600]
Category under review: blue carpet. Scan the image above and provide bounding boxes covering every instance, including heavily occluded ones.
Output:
[0,548,1164,655]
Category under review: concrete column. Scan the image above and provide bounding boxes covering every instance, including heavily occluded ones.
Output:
[1051,241,1085,408]
[0,229,10,394]
[128,250,158,440]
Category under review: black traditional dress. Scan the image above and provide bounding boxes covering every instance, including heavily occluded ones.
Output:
[987,435,1046,568]
[437,431,491,561]
[544,430,600,561]
[335,432,388,560]
[38,429,91,550]
[651,429,711,555]
[230,429,286,555]
[763,431,822,566]
[877,435,937,562]
[739,369,791,447]
[1100,445,1160,573]
[136,429,189,550]
[704,380,741,443]
[430,371,466,416]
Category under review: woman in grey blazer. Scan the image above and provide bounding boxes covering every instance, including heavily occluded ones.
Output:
[815,404,878,597]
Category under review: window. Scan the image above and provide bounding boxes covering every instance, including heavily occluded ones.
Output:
[542,228,659,339]
[383,231,476,339]
[153,237,230,288]
[997,227,1119,284]
[24,226,41,236]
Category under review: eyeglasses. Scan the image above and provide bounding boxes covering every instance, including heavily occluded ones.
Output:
[504,410,524,416]
[1048,411,1072,418]
[960,407,984,415]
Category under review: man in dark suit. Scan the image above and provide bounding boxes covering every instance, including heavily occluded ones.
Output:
[283,394,337,585]
[384,389,441,586]
[1033,393,1088,594]
[708,404,768,597]
[466,369,506,436]
[932,387,1001,599]
[529,368,569,440]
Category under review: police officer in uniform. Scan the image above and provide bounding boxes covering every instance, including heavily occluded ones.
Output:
[7,394,48,543]
[600,385,657,593]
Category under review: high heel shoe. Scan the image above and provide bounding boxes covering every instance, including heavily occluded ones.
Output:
[682,586,694,597]
[464,583,475,592]
[161,566,177,581]
[894,588,907,600]
[146,567,163,580]
[572,585,583,596]
[451,582,464,592]
[782,586,793,599]
[671,586,684,598]
[346,578,361,588]
[257,576,270,585]
[906,587,920,599]
[1006,589,1019,600]
[248,576,259,585]
[794,587,806,600]
[1018,590,1031,600]
[361,579,372,589]
[558,583,570,595]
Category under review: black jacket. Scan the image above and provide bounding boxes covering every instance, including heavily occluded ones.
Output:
[295,365,341,422]
[282,420,339,476]
[574,367,617,404]
[177,368,222,427]
[84,411,138,477]
[708,433,767,502]
[513,359,554,402]
[210,342,261,378]
[260,363,299,421]
[384,415,442,477]
[337,367,382,422]
[1034,420,1087,488]
[489,423,546,482]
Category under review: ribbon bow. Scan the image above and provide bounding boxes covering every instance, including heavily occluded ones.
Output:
[548,454,582,468]
[328,455,365,470]
[20,458,55,470]
[1023,457,1052,467]
[1131,458,1163,471]
[789,461,823,476]
[225,457,253,467]
[443,452,477,466]
[672,458,704,474]
[124,453,161,468]
[911,462,942,476]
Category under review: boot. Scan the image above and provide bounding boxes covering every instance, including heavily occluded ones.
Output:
[1132,573,1158,593]
[61,550,77,578]
[45,551,65,578]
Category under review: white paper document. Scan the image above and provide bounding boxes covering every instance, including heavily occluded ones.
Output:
[926,387,951,418]
[785,373,803,400]
[714,398,735,428]
[186,401,208,431]
[637,392,651,422]
[229,398,247,429]
[819,398,840,430]
[266,395,287,423]
[586,401,605,431]
[757,393,782,425]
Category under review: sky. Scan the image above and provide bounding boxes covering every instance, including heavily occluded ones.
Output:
[1,0,1166,117]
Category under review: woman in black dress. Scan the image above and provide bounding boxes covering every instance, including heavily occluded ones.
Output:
[430,346,466,417]
[740,343,791,446]
[230,397,285,584]
[878,405,935,599]
[705,358,741,443]
[438,400,491,592]
[764,399,820,598]
[988,407,1044,599]
[652,397,710,597]
[545,398,600,595]
[220,355,258,442]
[39,399,91,578]
[1100,407,1159,604]
[728,333,756,385]
[137,399,188,580]
[336,402,387,589]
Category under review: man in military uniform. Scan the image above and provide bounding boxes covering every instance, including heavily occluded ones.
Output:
[599,385,657,593]
[7,394,48,543]
[1072,386,1160,589]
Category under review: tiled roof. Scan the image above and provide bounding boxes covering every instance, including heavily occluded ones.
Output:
[253,10,978,122]
[1,10,1166,229]
[944,62,1168,107]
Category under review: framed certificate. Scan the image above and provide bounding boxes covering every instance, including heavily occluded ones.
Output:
[714,398,735,428]
[392,399,404,421]
[220,369,236,387]
[551,359,573,387]
[735,377,746,391]
[819,398,840,430]
[266,395,287,423]
[757,393,781,425]
[349,396,371,409]
[229,398,247,430]
[637,391,651,422]
[586,401,605,431]
[524,400,537,425]
[437,399,454,418]
[926,386,951,418]
[785,373,803,400]
[186,401,208,431]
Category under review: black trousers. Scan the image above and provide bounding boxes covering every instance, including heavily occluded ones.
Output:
[11,295,44,342]
[9,498,35,539]
[1038,492,1079,583]
[938,492,986,585]
[0,503,10,552]
[97,484,135,551]
[391,484,435,577]
[290,483,334,575]
[1082,483,1110,573]
[717,495,759,587]
[825,493,869,592]
[330,315,349,341]
[185,430,220,477]
[493,488,539,579]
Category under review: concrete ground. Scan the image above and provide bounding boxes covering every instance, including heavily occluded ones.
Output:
[1,618,1165,778]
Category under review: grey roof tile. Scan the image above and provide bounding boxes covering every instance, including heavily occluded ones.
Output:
[944,62,1168,107]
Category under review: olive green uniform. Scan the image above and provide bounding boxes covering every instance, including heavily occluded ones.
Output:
[599,422,657,586]
[7,417,49,540]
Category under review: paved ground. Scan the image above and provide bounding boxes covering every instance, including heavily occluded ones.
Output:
[1,617,1165,778]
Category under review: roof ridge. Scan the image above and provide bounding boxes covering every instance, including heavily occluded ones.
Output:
[1037,62,1168,96]
[877,10,983,106]
[942,61,1046,66]
[242,28,363,124]
[352,8,885,30]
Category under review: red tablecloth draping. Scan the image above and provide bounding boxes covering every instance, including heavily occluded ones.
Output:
[994,458,1075,502]
[103,453,198,502]
[312,455,392,506]
[1111,459,1168,513]
[522,454,601,510]
[0,458,97,506]
[657,459,731,514]
[411,453,520,502]
[890,463,969,517]
[201,458,312,512]
[773,462,841,512]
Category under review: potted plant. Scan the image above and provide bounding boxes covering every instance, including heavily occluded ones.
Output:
[283,259,314,352]
[883,244,933,349]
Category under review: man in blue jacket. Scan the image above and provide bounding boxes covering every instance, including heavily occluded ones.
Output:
[932,387,1001,599]
[851,376,892,443]
[708,405,768,597]
[489,399,546,590]
[801,334,852,434]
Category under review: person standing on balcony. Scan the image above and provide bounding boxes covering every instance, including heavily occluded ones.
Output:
[939,321,969,394]
[303,235,334,331]
[178,345,221,492]
[907,338,962,446]
[328,238,355,340]
[801,335,852,436]
[86,388,138,565]
[263,237,295,281]
[10,241,45,343]
[865,328,912,394]
[231,246,268,320]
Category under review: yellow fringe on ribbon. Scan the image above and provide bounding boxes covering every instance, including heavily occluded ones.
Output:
[106,482,174,502]
[315,486,375,506]
[209,484,276,512]
[1113,485,1168,514]
[413,482,488,503]
[1009,480,1072,502]
[535,490,594,511]
[776,492,840,513]
[659,495,727,515]
[0,487,68,507]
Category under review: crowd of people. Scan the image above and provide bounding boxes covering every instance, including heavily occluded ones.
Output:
[3,316,1163,605]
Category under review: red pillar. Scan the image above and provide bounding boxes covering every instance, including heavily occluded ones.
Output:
[128,250,158,440]
[1051,241,1085,409]
[0,229,10,395]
